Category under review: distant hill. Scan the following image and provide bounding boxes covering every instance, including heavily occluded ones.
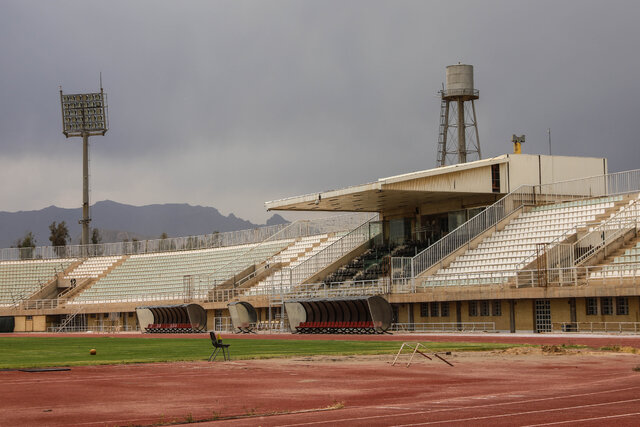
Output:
[0,200,288,248]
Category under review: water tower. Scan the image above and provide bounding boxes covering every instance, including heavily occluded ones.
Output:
[436,64,481,166]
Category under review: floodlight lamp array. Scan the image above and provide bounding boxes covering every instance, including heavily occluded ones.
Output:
[60,91,108,137]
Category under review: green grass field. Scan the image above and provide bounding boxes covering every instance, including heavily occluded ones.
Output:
[0,337,523,369]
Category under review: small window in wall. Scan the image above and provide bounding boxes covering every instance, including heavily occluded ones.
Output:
[480,300,491,317]
[441,302,450,317]
[491,164,500,193]
[586,298,598,315]
[430,302,439,317]
[420,303,429,317]
[392,305,399,323]
[26,315,33,320]
[492,301,502,316]
[90,314,97,319]
[103,313,109,318]
[469,301,478,317]
[601,297,613,315]
[616,297,629,315]
[129,312,135,317]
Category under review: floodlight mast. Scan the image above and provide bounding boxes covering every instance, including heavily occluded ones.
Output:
[59,86,109,247]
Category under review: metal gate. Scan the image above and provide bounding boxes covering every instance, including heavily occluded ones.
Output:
[535,299,552,333]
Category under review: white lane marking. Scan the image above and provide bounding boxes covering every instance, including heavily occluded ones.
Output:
[522,411,640,426]
[393,398,640,426]
[274,385,640,426]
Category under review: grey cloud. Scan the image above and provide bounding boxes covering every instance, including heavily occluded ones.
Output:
[1,0,639,223]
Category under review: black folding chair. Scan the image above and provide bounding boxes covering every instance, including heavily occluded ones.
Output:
[208,332,230,361]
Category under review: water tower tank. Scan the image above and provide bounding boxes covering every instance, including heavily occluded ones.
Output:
[444,64,477,100]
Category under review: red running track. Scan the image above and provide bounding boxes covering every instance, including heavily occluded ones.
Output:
[1,349,639,426]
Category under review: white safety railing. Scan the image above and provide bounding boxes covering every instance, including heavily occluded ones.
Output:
[403,185,536,280]
[284,279,388,299]
[0,212,374,261]
[389,322,496,332]
[573,198,639,265]
[47,324,140,333]
[552,322,640,334]
[399,168,640,282]
[531,197,640,271]
[192,212,376,291]
[283,215,382,287]
[535,168,640,202]
[414,262,640,289]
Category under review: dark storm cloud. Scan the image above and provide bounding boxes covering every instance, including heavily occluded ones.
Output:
[1,0,639,223]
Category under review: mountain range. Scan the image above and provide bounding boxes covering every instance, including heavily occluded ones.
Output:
[0,200,288,248]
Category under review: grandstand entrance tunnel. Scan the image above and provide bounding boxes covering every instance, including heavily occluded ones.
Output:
[136,304,207,333]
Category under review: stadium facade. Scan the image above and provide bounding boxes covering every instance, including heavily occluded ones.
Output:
[2,152,640,334]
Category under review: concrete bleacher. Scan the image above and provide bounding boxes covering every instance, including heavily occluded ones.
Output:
[245,233,344,295]
[71,240,293,303]
[422,196,624,287]
[590,241,640,279]
[64,256,122,280]
[0,259,76,305]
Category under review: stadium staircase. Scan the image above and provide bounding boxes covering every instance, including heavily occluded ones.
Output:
[420,194,639,288]
[62,256,127,300]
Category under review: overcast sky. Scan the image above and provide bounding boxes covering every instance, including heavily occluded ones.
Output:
[1,0,639,223]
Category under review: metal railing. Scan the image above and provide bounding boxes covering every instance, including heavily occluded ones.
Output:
[535,197,639,271]
[283,279,388,300]
[5,262,640,311]
[398,169,640,282]
[552,322,640,334]
[534,168,640,202]
[47,324,140,333]
[403,185,536,280]
[389,322,495,332]
[284,215,382,287]
[187,212,376,291]
[0,212,374,261]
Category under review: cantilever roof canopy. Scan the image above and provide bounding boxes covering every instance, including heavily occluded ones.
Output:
[264,154,608,215]
[265,156,511,214]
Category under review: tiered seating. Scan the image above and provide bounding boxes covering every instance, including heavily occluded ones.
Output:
[423,196,622,286]
[296,321,376,334]
[326,246,390,283]
[0,259,76,305]
[245,233,344,295]
[64,256,122,279]
[590,241,640,279]
[72,240,292,303]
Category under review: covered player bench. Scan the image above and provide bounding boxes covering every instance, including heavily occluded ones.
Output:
[136,303,207,333]
[286,295,393,334]
[227,301,258,333]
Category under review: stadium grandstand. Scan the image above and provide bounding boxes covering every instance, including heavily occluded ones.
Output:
[2,152,640,335]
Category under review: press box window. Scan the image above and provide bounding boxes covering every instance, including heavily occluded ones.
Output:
[440,302,450,317]
[469,301,478,317]
[492,301,502,316]
[430,302,439,317]
[491,164,500,193]
[480,300,491,317]
[420,303,429,317]
[616,297,629,315]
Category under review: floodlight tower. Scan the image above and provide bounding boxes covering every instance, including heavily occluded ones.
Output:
[59,86,109,246]
[436,64,481,166]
